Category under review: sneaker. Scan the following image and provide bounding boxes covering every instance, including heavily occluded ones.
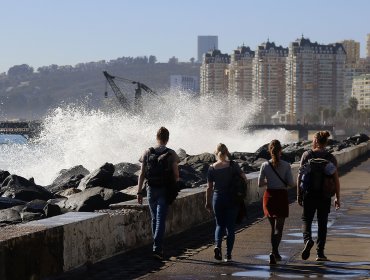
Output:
[153,250,164,260]
[224,254,232,262]
[269,253,277,265]
[301,239,314,260]
[214,247,222,261]
[316,253,328,261]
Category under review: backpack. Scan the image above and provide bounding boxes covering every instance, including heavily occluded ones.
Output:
[299,151,336,197]
[145,147,172,187]
[229,161,247,203]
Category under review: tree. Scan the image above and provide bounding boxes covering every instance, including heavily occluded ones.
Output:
[168,56,178,64]
[149,55,157,64]
[190,57,195,64]
[8,64,34,77]
[348,97,358,113]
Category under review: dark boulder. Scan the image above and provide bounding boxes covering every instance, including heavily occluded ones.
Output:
[179,165,204,187]
[113,162,140,176]
[22,199,48,214]
[0,170,10,185]
[0,175,53,202]
[239,161,258,173]
[184,153,216,165]
[78,163,115,190]
[176,148,187,162]
[109,173,138,190]
[21,212,44,222]
[0,208,22,226]
[48,165,89,194]
[347,134,370,145]
[65,187,133,211]
[0,197,26,209]
[254,144,270,160]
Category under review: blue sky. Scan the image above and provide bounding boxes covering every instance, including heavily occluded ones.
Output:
[0,0,369,73]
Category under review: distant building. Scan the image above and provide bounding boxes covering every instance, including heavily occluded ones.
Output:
[252,40,288,123]
[285,37,346,123]
[352,74,370,110]
[340,40,360,64]
[367,34,370,58]
[200,49,230,95]
[170,75,199,93]
[228,45,255,100]
[198,36,218,63]
[344,58,367,103]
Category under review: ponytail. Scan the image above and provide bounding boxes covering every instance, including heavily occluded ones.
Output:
[215,143,230,161]
[268,139,282,167]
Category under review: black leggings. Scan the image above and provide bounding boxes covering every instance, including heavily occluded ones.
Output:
[268,217,285,254]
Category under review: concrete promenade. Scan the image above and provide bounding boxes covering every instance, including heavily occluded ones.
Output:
[50,153,370,280]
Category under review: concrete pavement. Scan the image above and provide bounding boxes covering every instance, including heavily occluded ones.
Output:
[49,152,370,280]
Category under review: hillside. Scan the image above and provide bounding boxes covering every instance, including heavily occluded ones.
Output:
[0,58,200,119]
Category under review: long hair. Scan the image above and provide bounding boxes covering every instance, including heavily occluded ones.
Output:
[215,143,230,161]
[314,130,330,147]
[269,139,282,167]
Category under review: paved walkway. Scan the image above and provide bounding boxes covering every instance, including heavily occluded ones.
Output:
[50,153,370,280]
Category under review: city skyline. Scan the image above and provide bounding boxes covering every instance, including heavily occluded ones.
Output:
[1,0,370,73]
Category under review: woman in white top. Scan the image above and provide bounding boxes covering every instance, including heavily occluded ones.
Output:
[258,139,295,265]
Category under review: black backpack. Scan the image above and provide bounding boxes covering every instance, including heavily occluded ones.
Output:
[145,147,172,187]
[300,150,333,195]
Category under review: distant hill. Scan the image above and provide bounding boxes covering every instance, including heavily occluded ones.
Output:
[0,57,200,119]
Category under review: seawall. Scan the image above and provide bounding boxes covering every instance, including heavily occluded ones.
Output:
[0,141,369,280]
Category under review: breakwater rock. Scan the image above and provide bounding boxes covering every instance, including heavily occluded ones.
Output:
[0,133,368,227]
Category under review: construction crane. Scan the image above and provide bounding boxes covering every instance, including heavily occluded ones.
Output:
[103,71,155,113]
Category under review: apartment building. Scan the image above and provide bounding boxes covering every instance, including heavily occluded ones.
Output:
[197,36,218,63]
[228,45,255,100]
[352,74,370,110]
[340,40,360,64]
[367,34,370,59]
[285,37,346,123]
[200,49,230,95]
[252,41,288,123]
[170,75,199,94]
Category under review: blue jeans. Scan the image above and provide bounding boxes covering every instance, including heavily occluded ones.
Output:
[212,192,238,256]
[147,186,168,252]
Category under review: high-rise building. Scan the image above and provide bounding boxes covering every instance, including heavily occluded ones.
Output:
[252,41,288,123]
[200,49,230,95]
[344,58,367,103]
[170,75,199,94]
[340,40,360,64]
[228,45,255,100]
[285,37,346,123]
[352,74,370,110]
[197,36,218,63]
[367,34,370,58]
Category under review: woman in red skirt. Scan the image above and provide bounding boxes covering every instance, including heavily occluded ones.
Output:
[258,139,295,264]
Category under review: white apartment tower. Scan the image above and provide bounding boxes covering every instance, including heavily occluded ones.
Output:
[200,49,230,95]
[285,37,346,123]
[228,45,255,100]
[352,74,370,110]
[252,41,288,123]
[197,36,218,63]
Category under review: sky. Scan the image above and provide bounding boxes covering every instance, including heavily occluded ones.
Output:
[0,0,369,73]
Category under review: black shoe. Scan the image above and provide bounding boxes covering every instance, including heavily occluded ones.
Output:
[214,247,222,261]
[316,252,328,261]
[301,239,314,260]
[273,252,282,261]
[269,253,276,265]
[153,250,164,260]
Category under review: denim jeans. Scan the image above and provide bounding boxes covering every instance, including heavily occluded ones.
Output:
[147,186,168,252]
[212,192,238,256]
[302,194,331,253]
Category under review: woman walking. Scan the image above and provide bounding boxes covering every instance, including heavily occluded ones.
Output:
[258,139,295,265]
[205,143,247,262]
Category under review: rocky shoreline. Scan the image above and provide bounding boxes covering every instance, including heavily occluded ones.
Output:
[0,133,368,227]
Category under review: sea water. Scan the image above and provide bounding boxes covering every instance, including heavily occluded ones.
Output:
[0,92,296,185]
